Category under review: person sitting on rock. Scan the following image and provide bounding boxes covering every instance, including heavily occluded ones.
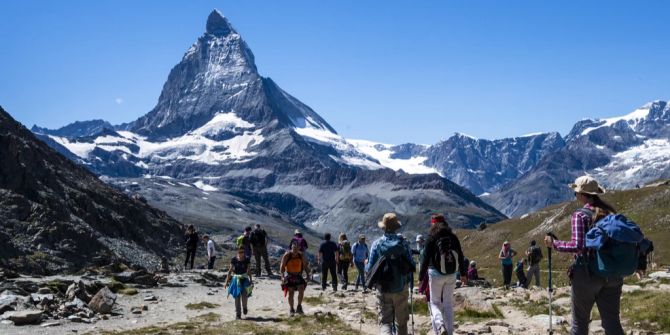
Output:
[280,242,310,316]
[225,248,253,319]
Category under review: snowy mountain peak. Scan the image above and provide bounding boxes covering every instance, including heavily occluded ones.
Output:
[206,9,236,37]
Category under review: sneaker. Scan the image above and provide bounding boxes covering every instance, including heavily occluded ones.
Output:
[296,305,304,314]
[243,307,248,315]
[290,308,296,316]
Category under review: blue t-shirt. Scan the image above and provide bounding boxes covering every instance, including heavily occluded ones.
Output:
[351,242,369,262]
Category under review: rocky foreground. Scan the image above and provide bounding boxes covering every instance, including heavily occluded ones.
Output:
[1,267,670,335]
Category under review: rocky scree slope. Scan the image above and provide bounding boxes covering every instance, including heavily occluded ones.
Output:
[0,106,184,274]
[31,10,506,235]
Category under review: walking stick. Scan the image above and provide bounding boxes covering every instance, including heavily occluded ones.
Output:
[547,232,557,335]
[410,277,415,335]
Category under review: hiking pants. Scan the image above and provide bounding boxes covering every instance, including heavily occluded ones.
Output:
[234,290,248,318]
[376,284,409,335]
[354,260,366,288]
[428,269,456,335]
[526,264,541,287]
[207,256,216,270]
[252,245,273,276]
[337,260,349,287]
[570,265,624,335]
[184,248,196,269]
[501,263,513,287]
[321,262,337,290]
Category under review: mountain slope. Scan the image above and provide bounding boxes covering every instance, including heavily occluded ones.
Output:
[31,10,505,235]
[486,100,670,217]
[0,106,184,274]
[458,180,670,286]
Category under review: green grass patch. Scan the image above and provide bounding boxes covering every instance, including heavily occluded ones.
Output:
[185,302,220,310]
[95,312,359,335]
[303,294,328,305]
[509,298,567,316]
[118,288,139,296]
[411,298,430,316]
[621,290,670,333]
[455,304,503,322]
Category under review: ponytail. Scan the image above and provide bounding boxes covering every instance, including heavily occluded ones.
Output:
[586,194,617,222]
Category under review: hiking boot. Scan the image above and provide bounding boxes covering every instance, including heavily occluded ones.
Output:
[290,308,296,316]
[243,307,248,315]
[296,305,304,315]
[236,314,241,320]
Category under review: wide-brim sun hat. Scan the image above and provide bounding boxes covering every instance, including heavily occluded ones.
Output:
[569,175,605,195]
[378,213,402,231]
[415,234,424,242]
[294,229,301,235]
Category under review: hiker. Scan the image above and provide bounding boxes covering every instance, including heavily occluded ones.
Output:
[544,175,624,335]
[184,225,199,270]
[250,224,273,276]
[467,261,479,281]
[280,242,310,316]
[419,214,467,335]
[224,248,253,319]
[289,229,308,252]
[203,235,216,269]
[351,234,369,291]
[318,233,339,291]
[515,258,528,288]
[525,240,543,287]
[415,234,426,264]
[498,241,517,289]
[337,233,353,290]
[366,213,415,335]
[636,239,654,280]
[236,226,253,261]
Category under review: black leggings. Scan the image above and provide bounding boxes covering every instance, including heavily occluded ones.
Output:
[185,248,196,269]
[502,263,513,287]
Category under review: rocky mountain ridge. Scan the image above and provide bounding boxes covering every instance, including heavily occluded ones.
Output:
[0,106,184,275]
[30,10,505,235]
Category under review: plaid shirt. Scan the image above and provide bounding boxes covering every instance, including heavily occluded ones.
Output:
[553,204,594,255]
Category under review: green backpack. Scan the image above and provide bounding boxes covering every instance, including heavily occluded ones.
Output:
[339,241,352,262]
[236,235,246,249]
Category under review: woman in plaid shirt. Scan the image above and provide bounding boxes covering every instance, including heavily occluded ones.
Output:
[544,176,623,335]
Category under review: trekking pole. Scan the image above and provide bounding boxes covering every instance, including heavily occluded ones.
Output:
[546,232,557,335]
[410,281,415,335]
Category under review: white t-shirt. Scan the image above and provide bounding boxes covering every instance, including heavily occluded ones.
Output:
[207,240,216,258]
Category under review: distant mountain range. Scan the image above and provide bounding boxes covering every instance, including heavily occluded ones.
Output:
[30,10,669,224]
[30,10,505,237]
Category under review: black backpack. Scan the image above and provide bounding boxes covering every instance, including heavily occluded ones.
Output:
[250,229,266,247]
[432,235,458,275]
[528,246,542,265]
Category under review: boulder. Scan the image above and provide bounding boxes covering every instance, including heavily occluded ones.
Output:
[30,293,55,304]
[133,275,157,286]
[66,280,91,303]
[3,310,43,325]
[0,295,19,313]
[88,287,116,314]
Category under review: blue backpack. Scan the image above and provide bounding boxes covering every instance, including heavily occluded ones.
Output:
[584,213,644,278]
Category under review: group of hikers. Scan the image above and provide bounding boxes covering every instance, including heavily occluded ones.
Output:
[496,239,544,289]
[181,175,655,335]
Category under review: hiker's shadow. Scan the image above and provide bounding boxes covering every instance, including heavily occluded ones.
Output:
[243,316,283,322]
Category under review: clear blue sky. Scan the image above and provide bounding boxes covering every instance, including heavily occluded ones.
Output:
[1,1,669,144]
